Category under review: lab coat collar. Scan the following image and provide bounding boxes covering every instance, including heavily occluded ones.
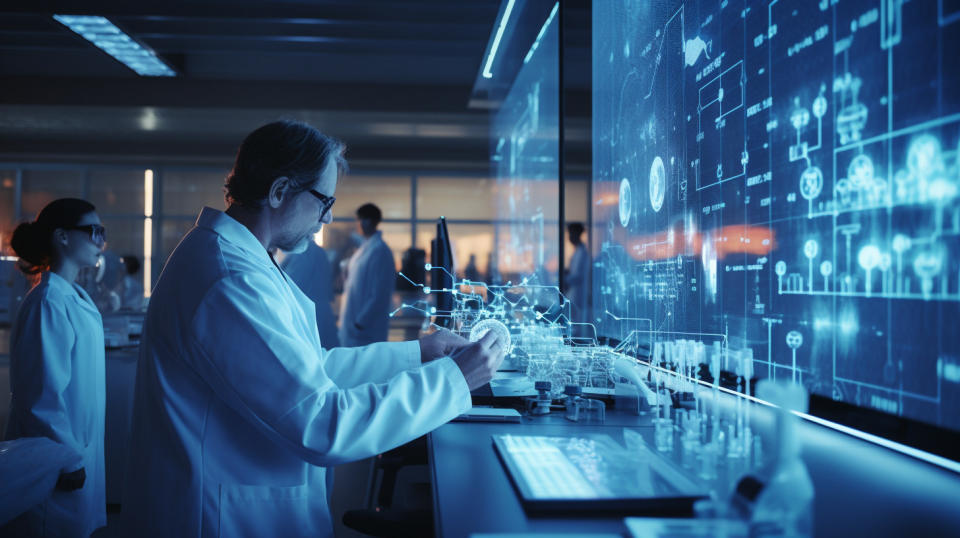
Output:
[353,231,384,260]
[43,271,100,316]
[195,207,272,266]
[362,230,383,246]
[44,270,73,293]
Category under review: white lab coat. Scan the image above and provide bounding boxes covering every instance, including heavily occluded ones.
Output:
[122,208,471,537]
[3,271,106,537]
[566,243,590,324]
[339,230,396,346]
[281,242,340,348]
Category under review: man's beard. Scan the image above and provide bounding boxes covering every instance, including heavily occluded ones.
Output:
[284,233,312,254]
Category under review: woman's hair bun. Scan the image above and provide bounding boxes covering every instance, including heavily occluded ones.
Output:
[10,221,51,274]
[9,198,97,275]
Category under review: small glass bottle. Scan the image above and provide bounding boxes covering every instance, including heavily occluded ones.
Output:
[653,417,675,452]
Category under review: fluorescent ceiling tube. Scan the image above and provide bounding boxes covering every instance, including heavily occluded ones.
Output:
[53,14,176,77]
[482,0,517,79]
[523,2,558,64]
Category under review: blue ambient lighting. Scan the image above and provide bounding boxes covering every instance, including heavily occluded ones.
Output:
[53,15,176,77]
[523,3,559,64]
[482,0,517,79]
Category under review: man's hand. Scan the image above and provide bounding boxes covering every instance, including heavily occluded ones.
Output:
[419,328,470,363]
[450,330,507,391]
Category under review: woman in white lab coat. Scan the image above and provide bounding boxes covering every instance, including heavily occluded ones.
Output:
[3,198,107,537]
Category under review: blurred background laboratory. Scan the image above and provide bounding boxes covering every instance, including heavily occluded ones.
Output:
[1,0,959,537]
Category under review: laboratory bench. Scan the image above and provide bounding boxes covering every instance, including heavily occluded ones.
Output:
[429,412,648,538]
[10,330,957,536]
[426,401,960,538]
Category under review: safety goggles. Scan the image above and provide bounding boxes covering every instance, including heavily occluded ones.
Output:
[66,224,106,245]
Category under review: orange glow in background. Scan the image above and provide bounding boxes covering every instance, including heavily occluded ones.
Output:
[609,223,776,261]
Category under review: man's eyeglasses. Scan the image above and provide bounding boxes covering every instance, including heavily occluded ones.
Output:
[66,224,106,244]
[306,189,336,220]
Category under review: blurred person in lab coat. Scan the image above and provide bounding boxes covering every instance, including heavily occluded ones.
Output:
[338,203,396,346]
[281,240,340,348]
[3,198,107,537]
[78,249,123,313]
[463,253,481,282]
[121,120,506,537]
[117,255,145,310]
[564,222,589,327]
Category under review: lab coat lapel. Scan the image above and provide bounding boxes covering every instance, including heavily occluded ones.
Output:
[351,231,381,273]
[351,236,370,267]
[197,207,321,351]
[271,256,322,351]
[72,281,102,319]
[45,272,101,319]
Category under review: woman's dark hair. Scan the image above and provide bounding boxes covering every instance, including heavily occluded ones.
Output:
[224,120,348,208]
[10,198,97,274]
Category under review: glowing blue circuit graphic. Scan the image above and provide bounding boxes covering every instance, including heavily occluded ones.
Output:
[592,0,960,430]
[394,267,588,388]
[394,265,767,484]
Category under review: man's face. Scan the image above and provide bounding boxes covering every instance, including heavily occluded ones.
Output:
[274,157,337,253]
[357,217,376,237]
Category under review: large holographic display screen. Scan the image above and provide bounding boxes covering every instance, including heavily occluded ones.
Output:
[592,0,960,431]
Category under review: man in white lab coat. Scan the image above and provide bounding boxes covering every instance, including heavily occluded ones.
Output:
[339,203,396,346]
[122,120,506,537]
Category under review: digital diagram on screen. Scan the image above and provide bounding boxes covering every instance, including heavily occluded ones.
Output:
[592,0,960,429]
[492,5,560,285]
